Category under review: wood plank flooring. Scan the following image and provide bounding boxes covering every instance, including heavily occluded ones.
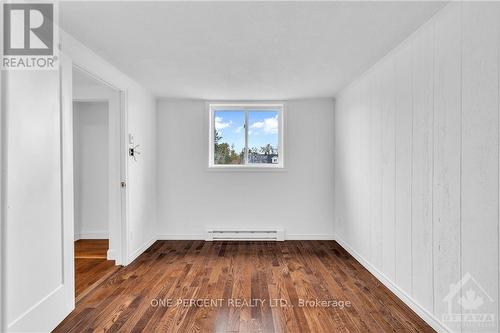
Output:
[75,239,110,259]
[55,240,434,333]
[75,239,119,298]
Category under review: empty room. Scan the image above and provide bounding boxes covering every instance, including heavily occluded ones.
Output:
[1,1,499,332]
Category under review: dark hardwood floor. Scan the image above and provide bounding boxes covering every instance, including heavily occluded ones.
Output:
[75,239,119,299]
[56,240,434,332]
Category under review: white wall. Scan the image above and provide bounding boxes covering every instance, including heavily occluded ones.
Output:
[334,3,500,332]
[62,31,157,264]
[157,99,334,239]
[73,101,109,240]
[126,86,157,260]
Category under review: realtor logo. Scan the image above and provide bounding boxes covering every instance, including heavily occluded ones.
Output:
[442,273,496,330]
[4,3,53,55]
[2,2,58,70]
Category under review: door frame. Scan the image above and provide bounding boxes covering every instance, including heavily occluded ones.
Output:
[62,60,129,267]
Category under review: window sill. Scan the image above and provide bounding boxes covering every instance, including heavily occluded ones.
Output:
[206,165,287,172]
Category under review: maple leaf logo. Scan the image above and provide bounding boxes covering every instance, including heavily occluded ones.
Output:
[458,289,484,310]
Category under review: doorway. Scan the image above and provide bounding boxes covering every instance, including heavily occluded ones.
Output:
[71,67,125,300]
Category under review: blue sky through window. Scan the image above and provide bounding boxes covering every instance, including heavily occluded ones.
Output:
[214,110,279,154]
[214,110,245,153]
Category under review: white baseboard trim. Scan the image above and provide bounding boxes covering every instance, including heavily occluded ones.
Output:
[127,235,157,265]
[157,233,335,241]
[286,234,335,240]
[157,234,205,240]
[107,248,116,261]
[74,231,108,241]
[334,236,451,333]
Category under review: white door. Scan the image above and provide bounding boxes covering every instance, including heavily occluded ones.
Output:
[3,66,74,331]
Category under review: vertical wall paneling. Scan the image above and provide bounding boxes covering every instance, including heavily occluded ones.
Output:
[394,41,413,294]
[381,58,396,280]
[432,3,462,330]
[345,87,358,246]
[358,78,371,260]
[335,95,347,241]
[369,68,383,268]
[334,95,348,241]
[461,2,499,331]
[350,82,363,253]
[497,3,500,329]
[334,3,500,331]
[411,21,435,312]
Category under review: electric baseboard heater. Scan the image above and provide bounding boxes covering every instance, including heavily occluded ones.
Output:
[206,229,285,241]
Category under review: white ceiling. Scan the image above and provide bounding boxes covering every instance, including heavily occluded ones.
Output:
[61,1,446,100]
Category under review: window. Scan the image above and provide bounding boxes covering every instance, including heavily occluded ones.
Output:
[208,103,284,168]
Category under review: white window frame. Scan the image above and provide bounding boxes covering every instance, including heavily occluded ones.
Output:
[208,102,285,170]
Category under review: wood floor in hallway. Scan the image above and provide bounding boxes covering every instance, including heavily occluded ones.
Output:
[55,240,434,333]
[74,239,119,298]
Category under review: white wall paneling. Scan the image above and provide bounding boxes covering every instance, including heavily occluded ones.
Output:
[370,66,383,269]
[334,3,500,332]
[394,40,413,296]
[433,4,462,331]
[411,18,434,314]
[461,2,499,332]
[380,57,396,281]
[357,78,371,261]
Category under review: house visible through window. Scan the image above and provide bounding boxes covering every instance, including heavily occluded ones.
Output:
[209,103,284,168]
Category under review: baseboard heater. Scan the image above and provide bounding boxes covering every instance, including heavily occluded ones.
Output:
[206,229,285,241]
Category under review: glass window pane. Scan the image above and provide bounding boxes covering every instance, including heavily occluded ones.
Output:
[248,110,279,164]
[213,110,245,165]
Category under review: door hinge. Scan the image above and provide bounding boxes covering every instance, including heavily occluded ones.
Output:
[121,181,127,188]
